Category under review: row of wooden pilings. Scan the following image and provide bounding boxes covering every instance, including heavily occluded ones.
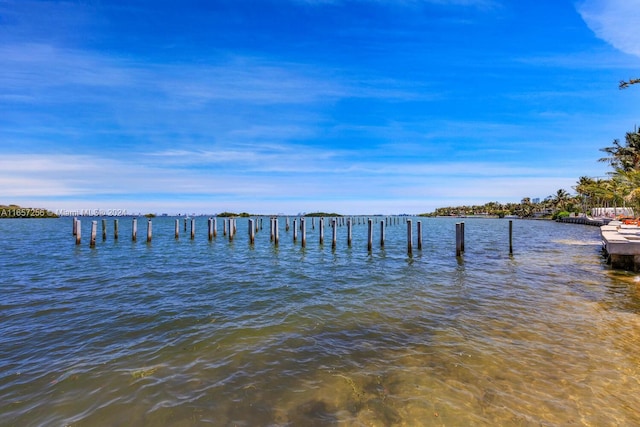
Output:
[72,217,514,256]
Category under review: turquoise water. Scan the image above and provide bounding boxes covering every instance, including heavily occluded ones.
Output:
[1,217,640,426]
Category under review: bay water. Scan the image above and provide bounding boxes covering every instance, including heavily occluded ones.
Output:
[1,217,640,426]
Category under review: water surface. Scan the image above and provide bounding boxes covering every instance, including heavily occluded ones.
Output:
[1,217,639,426]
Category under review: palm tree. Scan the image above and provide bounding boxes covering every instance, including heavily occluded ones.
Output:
[620,78,640,89]
[599,128,640,172]
[552,189,570,212]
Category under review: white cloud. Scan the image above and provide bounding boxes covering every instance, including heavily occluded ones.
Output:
[578,0,640,57]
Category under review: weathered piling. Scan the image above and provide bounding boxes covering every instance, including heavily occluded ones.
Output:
[293,219,298,243]
[312,217,316,230]
[319,217,324,245]
[213,218,218,238]
[301,217,306,248]
[509,220,513,255]
[417,221,422,251]
[332,219,337,249]
[75,219,81,245]
[286,217,290,232]
[73,217,78,236]
[367,219,373,252]
[380,220,385,248]
[114,219,119,240]
[132,218,137,242]
[208,218,213,241]
[407,219,413,255]
[249,219,255,244]
[229,219,234,242]
[223,220,227,236]
[147,220,152,243]
[175,219,179,239]
[461,222,465,252]
[184,218,187,232]
[270,217,275,242]
[455,223,462,257]
[190,218,195,240]
[274,217,279,246]
[102,219,107,241]
[347,218,352,247]
[90,221,97,248]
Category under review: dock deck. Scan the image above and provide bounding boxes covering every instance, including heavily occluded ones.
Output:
[601,221,640,270]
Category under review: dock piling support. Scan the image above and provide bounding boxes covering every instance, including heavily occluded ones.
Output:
[509,220,513,255]
[132,218,137,242]
[90,221,97,247]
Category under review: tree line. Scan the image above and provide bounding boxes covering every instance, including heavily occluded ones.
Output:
[425,127,640,219]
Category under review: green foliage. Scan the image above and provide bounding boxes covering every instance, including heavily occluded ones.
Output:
[304,212,343,217]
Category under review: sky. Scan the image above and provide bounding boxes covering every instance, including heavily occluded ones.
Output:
[1,0,639,215]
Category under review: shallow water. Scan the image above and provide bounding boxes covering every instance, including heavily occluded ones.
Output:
[1,217,639,426]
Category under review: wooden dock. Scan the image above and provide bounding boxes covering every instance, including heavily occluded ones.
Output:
[601,221,640,271]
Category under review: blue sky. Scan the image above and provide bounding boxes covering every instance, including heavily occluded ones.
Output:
[1,0,639,215]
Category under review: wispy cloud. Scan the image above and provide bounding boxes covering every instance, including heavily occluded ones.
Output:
[577,0,640,57]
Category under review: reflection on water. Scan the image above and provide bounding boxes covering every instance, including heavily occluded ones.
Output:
[1,217,640,426]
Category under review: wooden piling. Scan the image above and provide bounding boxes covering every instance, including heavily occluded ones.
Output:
[75,219,81,245]
[380,220,385,248]
[312,217,315,230]
[332,219,337,249]
[175,219,179,239]
[319,217,324,245]
[190,218,195,240]
[301,217,306,248]
[184,218,187,232]
[229,219,234,242]
[208,218,213,241]
[213,218,218,238]
[461,222,465,252]
[270,217,275,242]
[347,218,352,247]
[509,220,513,255]
[147,220,152,243]
[90,221,97,247]
[132,218,137,242]
[223,219,227,236]
[274,217,279,246]
[407,219,413,255]
[114,219,119,240]
[455,223,462,257]
[249,219,255,244]
[293,219,298,243]
[286,217,290,232]
[367,219,373,252]
[417,221,422,251]
[73,217,78,236]
[102,219,107,241]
